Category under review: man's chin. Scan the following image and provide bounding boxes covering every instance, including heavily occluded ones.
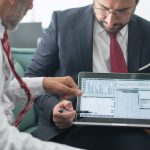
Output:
[104,27,120,33]
[100,21,125,33]
[7,23,19,31]
[103,24,123,33]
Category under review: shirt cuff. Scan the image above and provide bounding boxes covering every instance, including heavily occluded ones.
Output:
[22,77,45,98]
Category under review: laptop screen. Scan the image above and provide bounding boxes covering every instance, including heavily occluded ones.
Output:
[75,72,150,127]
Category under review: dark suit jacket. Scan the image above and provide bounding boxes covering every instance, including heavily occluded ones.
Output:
[25,5,150,141]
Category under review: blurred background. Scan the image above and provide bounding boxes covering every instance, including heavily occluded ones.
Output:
[9,0,150,48]
[22,0,150,28]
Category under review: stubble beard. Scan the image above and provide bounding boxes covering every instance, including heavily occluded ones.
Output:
[3,3,26,31]
[98,19,127,33]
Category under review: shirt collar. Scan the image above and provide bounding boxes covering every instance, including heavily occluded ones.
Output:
[94,17,128,37]
[119,24,128,37]
[0,18,5,39]
[94,18,105,34]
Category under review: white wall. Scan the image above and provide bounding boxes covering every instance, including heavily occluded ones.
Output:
[22,0,92,28]
[22,0,150,28]
[135,0,150,20]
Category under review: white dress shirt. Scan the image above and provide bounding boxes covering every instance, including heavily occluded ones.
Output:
[0,19,82,150]
[0,21,45,124]
[93,17,128,73]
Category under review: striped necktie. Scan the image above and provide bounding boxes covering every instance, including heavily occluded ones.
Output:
[1,31,33,127]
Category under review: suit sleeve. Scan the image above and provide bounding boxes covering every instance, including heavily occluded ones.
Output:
[25,12,60,123]
[26,12,59,77]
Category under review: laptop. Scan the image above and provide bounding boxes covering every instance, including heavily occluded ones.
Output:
[73,72,150,128]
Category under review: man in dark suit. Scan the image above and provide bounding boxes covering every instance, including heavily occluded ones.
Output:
[26,0,150,149]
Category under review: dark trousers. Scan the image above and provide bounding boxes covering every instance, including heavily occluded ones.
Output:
[50,126,150,150]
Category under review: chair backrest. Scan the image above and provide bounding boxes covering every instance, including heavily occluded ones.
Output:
[12,47,35,71]
[12,47,39,133]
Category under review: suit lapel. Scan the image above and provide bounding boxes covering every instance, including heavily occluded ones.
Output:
[76,5,94,72]
[128,16,144,73]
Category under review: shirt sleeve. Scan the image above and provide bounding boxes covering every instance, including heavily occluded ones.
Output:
[0,103,83,150]
[5,77,45,104]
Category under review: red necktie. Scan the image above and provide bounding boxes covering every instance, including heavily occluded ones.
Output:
[109,33,128,73]
[1,31,33,127]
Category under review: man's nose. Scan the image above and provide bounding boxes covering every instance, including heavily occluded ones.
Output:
[105,13,118,27]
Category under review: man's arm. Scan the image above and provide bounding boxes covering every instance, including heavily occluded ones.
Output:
[6,76,82,104]
[0,104,83,150]
[43,76,82,98]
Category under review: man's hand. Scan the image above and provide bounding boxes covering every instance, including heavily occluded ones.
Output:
[53,100,76,129]
[43,76,82,99]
